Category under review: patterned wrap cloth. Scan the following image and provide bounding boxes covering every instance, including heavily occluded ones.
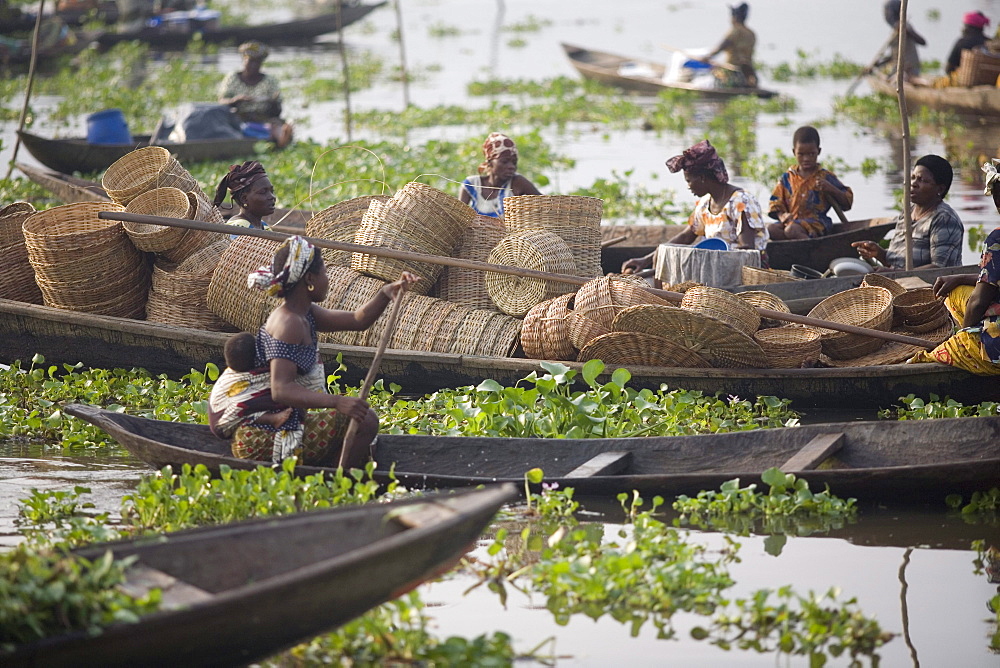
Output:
[213,160,268,207]
[666,140,729,184]
[247,235,314,297]
[478,132,517,175]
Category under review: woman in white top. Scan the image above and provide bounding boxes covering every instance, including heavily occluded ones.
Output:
[459,132,541,217]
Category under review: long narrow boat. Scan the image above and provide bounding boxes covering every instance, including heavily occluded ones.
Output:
[867,73,1000,119]
[64,404,1000,504]
[3,298,996,409]
[17,130,263,175]
[600,219,896,273]
[2,483,514,668]
[561,42,778,99]
[95,2,385,50]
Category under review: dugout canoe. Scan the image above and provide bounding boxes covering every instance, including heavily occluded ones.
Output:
[95,2,385,49]
[562,42,778,99]
[2,483,513,668]
[3,298,997,410]
[867,74,1000,119]
[63,403,1000,504]
[600,219,896,274]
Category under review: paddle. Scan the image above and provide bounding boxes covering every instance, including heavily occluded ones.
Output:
[339,286,406,469]
[829,199,850,225]
[845,33,896,97]
[98,211,939,348]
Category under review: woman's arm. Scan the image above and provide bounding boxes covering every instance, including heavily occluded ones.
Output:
[963,282,999,327]
[269,357,370,420]
[736,211,758,249]
[311,272,419,332]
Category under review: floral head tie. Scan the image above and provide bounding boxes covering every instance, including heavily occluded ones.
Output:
[479,132,517,175]
[983,159,1000,195]
[247,235,315,297]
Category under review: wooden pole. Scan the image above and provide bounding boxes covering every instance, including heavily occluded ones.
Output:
[98,211,938,349]
[393,0,411,108]
[896,0,913,270]
[336,0,352,141]
[844,32,896,97]
[4,0,46,181]
[339,287,405,468]
[829,199,849,225]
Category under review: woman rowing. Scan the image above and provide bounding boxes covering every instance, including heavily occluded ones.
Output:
[211,235,418,467]
[459,132,541,218]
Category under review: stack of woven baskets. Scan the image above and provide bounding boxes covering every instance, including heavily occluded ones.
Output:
[306,195,391,268]
[502,195,604,278]
[433,214,506,310]
[147,241,234,331]
[0,202,42,304]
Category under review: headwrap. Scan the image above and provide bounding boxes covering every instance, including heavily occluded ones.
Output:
[478,132,518,175]
[964,11,990,29]
[983,159,1000,195]
[247,235,315,297]
[238,41,269,60]
[730,2,749,22]
[666,139,729,184]
[214,160,268,206]
[915,154,953,198]
[883,0,901,26]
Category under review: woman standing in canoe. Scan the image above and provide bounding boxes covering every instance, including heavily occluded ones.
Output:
[459,132,541,218]
[215,235,418,467]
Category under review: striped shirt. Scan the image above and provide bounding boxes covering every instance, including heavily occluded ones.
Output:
[885,201,963,269]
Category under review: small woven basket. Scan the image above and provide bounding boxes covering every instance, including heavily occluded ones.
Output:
[681,285,762,335]
[573,274,671,330]
[521,294,576,360]
[753,326,822,368]
[435,214,506,309]
[860,273,906,298]
[0,240,43,304]
[102,147,199,206]
[307,195,391,267]
[578,331,711,368]
[892,288,946,324]
[901,310,953,334]
[737,290,790,328]
[741,265,799,285]
[566,309,611,350]
[0,201,34,247]
[806,286,893,360]
[485,230,577,317]
[123,187,189,252]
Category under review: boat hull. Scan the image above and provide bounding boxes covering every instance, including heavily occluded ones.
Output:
[868,74,1000,118]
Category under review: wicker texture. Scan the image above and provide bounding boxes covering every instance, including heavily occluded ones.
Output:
[435,214,506,309]
[520,293,576,360]
[307,195,391,267]
[318,270,388,347]
[806,286,894,360]
[573,274,671,330]
[820,321,954,367]
[0,201,34,247]
[861,273,906,298]
[741,265,799,285]
[102,147,200,206]
[0,240,43,304]
[123,187,189,252]
[485,230,576,317]
[753,326,822,368]
[613,304,769,368]
[681,285,762,335]
[892,288,947,325]
[955,48,1000,87]
[578,331,711,368]
[206,236,280,331]
[502,195,604,278]
[146,245,234,331]
[737,290,790,328]
[901,310,953,333]
[566,310,611,350]
[187,190,225,225]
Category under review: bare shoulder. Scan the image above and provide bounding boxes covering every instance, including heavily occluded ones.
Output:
[511,174,541,195]
[264,306,310,345]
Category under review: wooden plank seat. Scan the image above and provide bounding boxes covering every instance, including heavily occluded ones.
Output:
[119,564,213,611]
[564,451,632,478]
[780,433,845,472]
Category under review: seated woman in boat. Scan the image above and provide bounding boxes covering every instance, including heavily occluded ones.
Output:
[458,132,541,218]
[852,154,964,271]
[621,139,768,274]
[217,41,293,148]
[907,161,1000,375]
[946,12,990,77]
[226,235,418,467]
[213,160,275,234]
[702,2,757,88]
[767,126,854,240]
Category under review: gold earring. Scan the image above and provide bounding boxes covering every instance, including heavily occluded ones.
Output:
[307,284,314,292]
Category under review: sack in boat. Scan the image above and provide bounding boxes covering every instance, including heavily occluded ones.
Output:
[655,243,762,288]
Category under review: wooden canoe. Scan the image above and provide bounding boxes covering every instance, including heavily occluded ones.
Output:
[867,74,1000,119]
[561,42,778,99]
[600,219,896,274]
[95,2,385,50]
[63,403,1000,504]
[2,482,513,668]
[3,298,998,409]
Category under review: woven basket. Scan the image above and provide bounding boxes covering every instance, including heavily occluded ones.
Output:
[861,273,906,298]
[821,321,953,368]
[0,240,43,304]
[502,195,604,278]
[901,310,953,334]
[206,236,280,331]
[307,195,391,268]
[663,280,703,293]
[954,48,1000,87]
[573,274,671,330]
[485,230,577,317]
[187,190,225,225]
[681,285,762,335]
[431,302,468,353]
[753,326,822,368]
[578,331,711,369]
[435,214,506,309]
[450,308,500,355]
[318,270,386,347]
[892,288,946,323]
[806,286,893,360]
[146,253,234,331]
[566,310,611,350]
[123,187,189,252]
[0,201,34,247]
[737,290,790,328]
[480,313,522,357]
[521,294,576,360]
[22,202,127,262]
[741,265,799,285]
[392,182,474,240]
[102,147,199,206]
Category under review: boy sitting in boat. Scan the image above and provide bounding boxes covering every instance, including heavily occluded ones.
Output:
[208,332,292,439]
[766,126,853,241]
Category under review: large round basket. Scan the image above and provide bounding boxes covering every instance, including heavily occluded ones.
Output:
[502,195,604,277]
[806,286,894,360]
[102,146,199,206]
[578,331,710,369]
[391,182,474,240]
[0,201,34,247]
[307,195,391,268]
[737,290,790,328]
[22,202,127,261]
[681,285,762,336]
[572,274,671,330]
[123,187,189,252]
[435,214,506,309]
[566,310,611,350]
[521,293,575,360]
[485,230,577,317]
[752,326,822,368]
[206,236,281,331]
[0,239,43,304]
[146,242,234,331]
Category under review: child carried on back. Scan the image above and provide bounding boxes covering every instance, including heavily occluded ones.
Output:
[208,332,292,439]
[766,126,854,240]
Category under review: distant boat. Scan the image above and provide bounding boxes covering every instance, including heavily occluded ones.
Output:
[561,42,778,99]
[1,482,514,667]
[95,2,386,50]
[867,73,1000,118]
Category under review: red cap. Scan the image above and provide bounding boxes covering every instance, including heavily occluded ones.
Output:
[964,11,990,29]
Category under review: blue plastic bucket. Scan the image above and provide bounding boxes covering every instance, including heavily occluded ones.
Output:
[86,109,132,145]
